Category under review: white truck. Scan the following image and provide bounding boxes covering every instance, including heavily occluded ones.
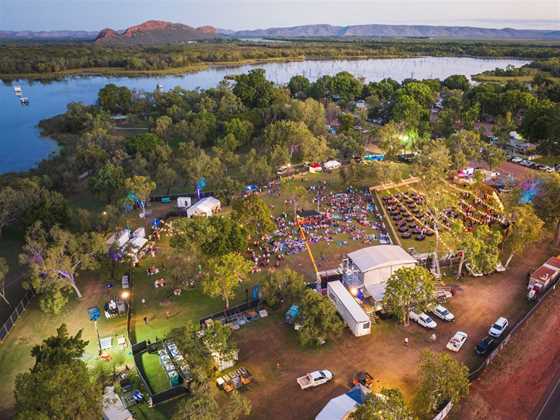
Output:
[327,281,371,337]
[409,311,437,329]
[296,370,334,390]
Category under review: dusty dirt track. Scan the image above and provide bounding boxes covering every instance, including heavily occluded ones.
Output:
[232,245,550,420]
[458,280,560,420]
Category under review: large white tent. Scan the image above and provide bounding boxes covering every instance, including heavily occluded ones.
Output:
[343,245,417,301]
[186,196,221,217]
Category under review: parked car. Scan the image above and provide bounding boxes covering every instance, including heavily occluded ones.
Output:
[297,370,334,390]
[432,305,455,322]
[409,311,437,329]
[446,331,468,352]
[511,156,523,163]
[475,336,497,355]
[489,317,509,338]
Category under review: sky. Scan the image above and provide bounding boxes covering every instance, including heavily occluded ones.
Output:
[1,0,559,31]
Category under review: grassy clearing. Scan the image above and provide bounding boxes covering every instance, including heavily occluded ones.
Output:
[141,352,171,394]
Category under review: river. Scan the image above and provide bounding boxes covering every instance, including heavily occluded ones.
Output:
[0,56,530,174]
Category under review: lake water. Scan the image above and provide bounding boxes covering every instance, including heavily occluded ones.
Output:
[0,56,530,174]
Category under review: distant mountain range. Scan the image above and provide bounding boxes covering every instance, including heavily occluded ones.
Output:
[225,24,560,41]
[1,21,559,43]
[0,30,98,41]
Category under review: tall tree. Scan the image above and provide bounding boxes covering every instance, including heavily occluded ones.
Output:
[232,195,275,241]
[261,268,307,307]
[503,205,544,267]
[30,323,88,370]
[15,361,101,420]
[20,223,105,307]
[298,289,344,347]
[352,388,414,420]
[0,257,11,308]
[413,350,469,418]
[383,266,436,326]
[15,324,100,419]
[533,174,560,246]
[202,253,252,310]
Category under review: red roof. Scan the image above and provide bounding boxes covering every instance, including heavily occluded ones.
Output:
[544,257,560,270]
[531,266,558,283]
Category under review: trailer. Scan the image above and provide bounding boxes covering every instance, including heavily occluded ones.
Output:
[528,257,560,300]
[327,281,371,337]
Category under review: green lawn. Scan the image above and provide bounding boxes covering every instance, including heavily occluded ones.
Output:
[141,352,171,394]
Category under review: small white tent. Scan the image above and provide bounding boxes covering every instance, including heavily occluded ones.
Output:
[102,386,133,420]
[106,229,131,248]
[324,160,342,171]
[177,196,192,209]
[187,197,221,217]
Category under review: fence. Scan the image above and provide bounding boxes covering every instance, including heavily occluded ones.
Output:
[468,277,559,381]
[0,290,34,343]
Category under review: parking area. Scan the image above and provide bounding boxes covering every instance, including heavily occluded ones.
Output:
[232,244,549,420]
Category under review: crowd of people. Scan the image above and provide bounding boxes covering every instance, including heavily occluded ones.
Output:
[246,184,393,272]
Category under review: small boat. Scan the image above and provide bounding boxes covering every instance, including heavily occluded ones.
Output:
[19,96,30,105]
[156,83,164,90]
[14,85,22,96]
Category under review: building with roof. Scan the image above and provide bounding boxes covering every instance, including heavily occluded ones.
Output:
[342,245,417,302]
[316,384,370,420]
[186,196,221,217]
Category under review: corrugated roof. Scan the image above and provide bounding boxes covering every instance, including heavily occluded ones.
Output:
[544,257,560,270]
[347,245,417,273]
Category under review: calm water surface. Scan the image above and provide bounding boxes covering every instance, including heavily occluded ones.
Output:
[0,56,530,174]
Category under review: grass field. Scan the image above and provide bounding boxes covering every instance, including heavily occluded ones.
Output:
[141,352,171,394]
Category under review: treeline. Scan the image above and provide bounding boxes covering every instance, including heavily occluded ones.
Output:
[1,39,559,76]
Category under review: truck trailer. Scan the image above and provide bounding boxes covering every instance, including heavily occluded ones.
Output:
[327,281,371,337]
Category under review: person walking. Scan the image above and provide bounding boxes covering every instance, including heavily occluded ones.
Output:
[404,337,409,346]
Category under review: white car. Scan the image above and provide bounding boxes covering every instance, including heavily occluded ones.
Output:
[409,311,437,329]
[432,305,455,322]
[446,331,468,352]
[511,157,523,163]
[296,370,334,390]
[489,317,509,338]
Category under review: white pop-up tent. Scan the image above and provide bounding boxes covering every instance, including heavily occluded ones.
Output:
[186,197,221,217]
[177,196,192,209]
[106,229,131,248]
[324,160,342,171]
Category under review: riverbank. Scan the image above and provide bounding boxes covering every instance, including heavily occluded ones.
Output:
[0,54,409,81]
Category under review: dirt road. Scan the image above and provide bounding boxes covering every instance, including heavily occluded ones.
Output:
[233,244,550,420]
[458,277,560,420]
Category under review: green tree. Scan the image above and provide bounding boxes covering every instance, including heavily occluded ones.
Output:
[15,324,100,419]
[352,388,414,420]
[15,361,101,420]
[533,174,560,246]
[413,350,469,418]
[154,115,172,139]
[232,195,275,241]
[298,289,344,347]
[383,266,436,326]
[0,257,11,308]
[20,223,105,310]
[202,253,252,310]
[224,118,254,148]
[98,83,132,114]
[288,75,311,97]
[231,68,275,108]
[503,205,544,267]
[30,323,88,369]
[461,225,503,275]
[443,75,469,91]
[124,175,156,204]
[264,120,330,163]
[89,162,125,202]
[261,268,307,307]
[377,122,407,158]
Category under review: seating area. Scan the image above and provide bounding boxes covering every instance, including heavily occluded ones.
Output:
[382,192,434,241]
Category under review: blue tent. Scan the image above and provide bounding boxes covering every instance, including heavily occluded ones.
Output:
[285,305,300,324]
